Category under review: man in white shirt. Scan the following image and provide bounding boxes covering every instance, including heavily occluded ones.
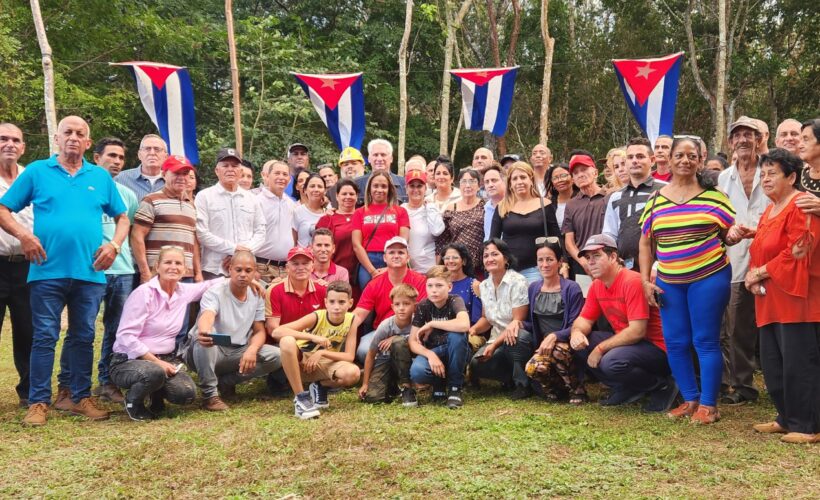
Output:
[482,165,505,241]
[0,123,33,407]
[196,148,266,279]
[718,116,770,405]
[255,160,296,283]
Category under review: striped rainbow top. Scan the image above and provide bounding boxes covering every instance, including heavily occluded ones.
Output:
[639,189,735,284]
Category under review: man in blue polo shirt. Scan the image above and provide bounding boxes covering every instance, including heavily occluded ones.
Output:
[0,115,129,426]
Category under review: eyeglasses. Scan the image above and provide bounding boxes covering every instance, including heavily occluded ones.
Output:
[535,236,560,245]
[442,255,461,261]
[459,179,479,186]
[552,174,570,181]
[140,146,166,153]
[674,134,703,143]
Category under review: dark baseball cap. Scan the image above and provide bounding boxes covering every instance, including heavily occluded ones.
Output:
[215,147,242,163]
[578,234,618,258]
[288,143,309,154]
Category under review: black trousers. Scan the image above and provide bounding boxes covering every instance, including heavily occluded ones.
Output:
[109,353,197,405]
[0,260,32,400]
[760,322,820,434]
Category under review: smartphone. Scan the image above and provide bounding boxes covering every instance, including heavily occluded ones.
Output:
[653,290,664,308]
[210,332,233,347]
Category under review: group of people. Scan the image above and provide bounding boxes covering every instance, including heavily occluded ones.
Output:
[0,114,817,444]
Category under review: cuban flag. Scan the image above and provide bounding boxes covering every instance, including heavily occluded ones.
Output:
[112,62,199,164]
[291,72,365,151]
[450,67,518,137]
[611,52,684,148]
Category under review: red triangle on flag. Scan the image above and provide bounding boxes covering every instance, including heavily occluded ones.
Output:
[293,73,361,110]
[612,53,682,106]
[450,67,513,86]
[138,65,180,90]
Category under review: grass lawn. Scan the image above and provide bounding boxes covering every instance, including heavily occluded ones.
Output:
[0,322,817,499]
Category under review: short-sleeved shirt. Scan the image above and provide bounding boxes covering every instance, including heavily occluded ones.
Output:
[292,204,326,247]
[412,295,467,348]
[316,212,356,276]
[562,190,607,248]
[369,315,412,363]
[298,310,354,352]
[199,282,266,346]
[133,188,197,277]
[358,269,427,329]
[601,177,666,271]
[0,155,126,283]
[639,189,735,284]
[104,183,139,275]
[579,268,665,351]
[265,279,327,325]
[311,262,349,284]
[351,203,410,252]
[114,165,165,202]
[479,269,529,341]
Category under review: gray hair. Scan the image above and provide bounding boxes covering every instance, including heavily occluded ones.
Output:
[139,134,168,151]
[367,139,393,156]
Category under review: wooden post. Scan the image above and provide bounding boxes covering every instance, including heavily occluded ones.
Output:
[30,0,57,154]
[439,0,473,157]
[397,0,414,175]
[539,0,555,145]
[225,0,243,155]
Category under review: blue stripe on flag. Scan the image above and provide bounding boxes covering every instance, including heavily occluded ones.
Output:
[152,83,170,151]
[659,58,682,137]
[348,76,365,151]
[470,82,487,131]
[491,68,518,136]
[176,69,200,164]
[324,104,344,150]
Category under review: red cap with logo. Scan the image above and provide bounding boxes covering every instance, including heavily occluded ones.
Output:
[405,169,427,185]
[161,155,195,174]
[287,246,314,261]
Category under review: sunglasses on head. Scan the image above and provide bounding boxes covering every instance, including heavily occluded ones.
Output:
[535,236,560,245]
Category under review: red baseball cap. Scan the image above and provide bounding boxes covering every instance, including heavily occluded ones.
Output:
[287,246,314,261]
[405,169,427,185]
[161,155,195,174]
[568,154,596,173]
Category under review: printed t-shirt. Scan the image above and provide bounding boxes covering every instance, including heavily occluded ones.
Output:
[351,203,409,252]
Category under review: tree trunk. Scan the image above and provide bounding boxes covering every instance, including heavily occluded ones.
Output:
[439,0,473,156]
[30,0,57,154]
[397,0,414,174]
[225,0,243,155]
[538,0,555,145]
[715,0,728,152]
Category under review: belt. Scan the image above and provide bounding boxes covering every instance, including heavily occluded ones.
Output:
[0,255,26,263]
[256,257,287,267]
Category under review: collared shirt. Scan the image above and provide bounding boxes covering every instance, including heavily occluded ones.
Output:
[134,187,197,277]
[113,276,223,359]
[478,269,529,341]
[256,187,296,261]
[358,269,428,330]
[265,278,327,325]
[483,200,497,242]
[562,189,607,250]
[602,176,666,270]
[104,183,139,275]
[195,182,266,276]
[114,165,165,202]
[0,165,34,256]
[718,164,771,282]
[311,261,350,283]
[0,155,126,283]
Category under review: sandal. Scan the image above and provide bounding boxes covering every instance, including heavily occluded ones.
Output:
[569,393,589,405]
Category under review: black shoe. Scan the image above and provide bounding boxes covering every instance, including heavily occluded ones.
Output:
[510,385,533,400]
[446,386,463,409]
[642,378,679,413]
[719,391,756,406]
[401,387,418,407]
[432,382,447,403]
[600,388,645,406]
[266,372,290,397]
[149,392,166,416]
[125,401,155,421]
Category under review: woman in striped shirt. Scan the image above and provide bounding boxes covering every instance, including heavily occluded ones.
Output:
[638,136,740,425]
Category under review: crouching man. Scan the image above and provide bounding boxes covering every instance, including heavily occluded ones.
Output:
[186,250,281,410]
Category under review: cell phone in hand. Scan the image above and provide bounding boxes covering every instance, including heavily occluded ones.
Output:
[210,332,233,347]
[653,290,663,307]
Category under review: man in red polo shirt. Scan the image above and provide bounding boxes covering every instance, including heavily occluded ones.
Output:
[265,247,327,334]
[353,236,427,363]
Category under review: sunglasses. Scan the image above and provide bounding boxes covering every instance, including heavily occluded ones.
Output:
[535,236,560,245]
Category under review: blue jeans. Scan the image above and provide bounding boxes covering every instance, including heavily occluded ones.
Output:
[470,329,534,388]
[518,267,541,285]
[357,251,385,290]
[96,273,133,385]
[29,279,105,405]
[657,266,731,407]
[410,333,471,388]
[356,330,377,364]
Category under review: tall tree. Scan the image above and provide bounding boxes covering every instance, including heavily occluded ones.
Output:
[538,0,555,144]
[439,0,473,156]
[30,0,56,153]
[225,0,243,154]
[397,0,414,174]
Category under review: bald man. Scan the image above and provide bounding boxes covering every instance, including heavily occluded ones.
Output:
[472,147,494,171]
[0,116,129,426]
[774,118,802,155]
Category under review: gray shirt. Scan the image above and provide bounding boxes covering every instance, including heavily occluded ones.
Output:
[369,315,412,363]
[199,282,265,345]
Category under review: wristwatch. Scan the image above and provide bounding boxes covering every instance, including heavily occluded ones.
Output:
[109,240,121,255]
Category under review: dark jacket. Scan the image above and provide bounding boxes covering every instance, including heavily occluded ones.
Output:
[524,276,584,345]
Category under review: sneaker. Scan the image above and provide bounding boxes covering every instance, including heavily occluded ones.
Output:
[22,402,48,426]
[446,386,463,410]
[53,385,73,411]
[753,421,787,434]
[667,401,699,419]
[70,397,110,421]
[202,396,230,412]
[401,386,418,407]
[309,382,329,409]
[124,401,154,422]
[719,391,756,406]
[94,383,125,404]
[294,391,320,419]
[642,378,680,413]
[780,432,819,444]
[510,385,533,400]
[690,405,720,425]
[432,382,447,403]
[600,388,645,406]
[149,392,166,416]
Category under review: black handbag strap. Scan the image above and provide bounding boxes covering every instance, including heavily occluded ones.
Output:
[363,204,391,250]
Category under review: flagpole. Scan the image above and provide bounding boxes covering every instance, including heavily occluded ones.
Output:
[225,0,243,155]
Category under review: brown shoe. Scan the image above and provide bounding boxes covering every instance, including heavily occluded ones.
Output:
[70,397,110,421]
[22,403,49,426]
[94,383,125,404]
[667,401,698,419]
[202,396,230,411]
[753,421,787,434]
[53,385,73,411]
[780,432,819,444]
[690,405,720,425]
